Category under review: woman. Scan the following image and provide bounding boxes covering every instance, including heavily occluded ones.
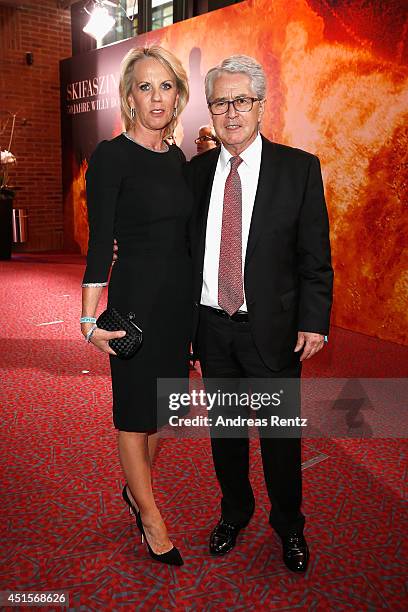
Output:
[80,46,192,566]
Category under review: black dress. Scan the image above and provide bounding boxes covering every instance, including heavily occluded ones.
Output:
[83,133,193,432]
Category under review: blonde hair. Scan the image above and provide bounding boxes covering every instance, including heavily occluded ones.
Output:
[119,45,189,139]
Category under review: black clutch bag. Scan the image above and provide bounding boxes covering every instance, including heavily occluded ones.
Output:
[96,307,143,359]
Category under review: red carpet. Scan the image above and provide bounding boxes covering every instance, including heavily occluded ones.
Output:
[0,256,407,610]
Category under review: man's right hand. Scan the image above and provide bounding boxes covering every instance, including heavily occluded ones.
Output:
[112,238,118,264]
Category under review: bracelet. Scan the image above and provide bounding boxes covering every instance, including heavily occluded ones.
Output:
[85,324,97,343]
[80,316,97,324]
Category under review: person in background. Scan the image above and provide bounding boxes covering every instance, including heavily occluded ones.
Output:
[194,124,220,155]
[80,45,192,567]
[164,134,176,146]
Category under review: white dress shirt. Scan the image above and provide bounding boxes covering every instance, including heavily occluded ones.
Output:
[200,132,262,311]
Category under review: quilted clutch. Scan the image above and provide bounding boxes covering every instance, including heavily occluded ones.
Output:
[96,307,143,359]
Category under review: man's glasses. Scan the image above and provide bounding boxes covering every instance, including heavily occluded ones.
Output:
[194,135,218,143]
[208,96,260,115]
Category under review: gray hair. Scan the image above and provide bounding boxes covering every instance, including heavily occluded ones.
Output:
[205,55,266,102]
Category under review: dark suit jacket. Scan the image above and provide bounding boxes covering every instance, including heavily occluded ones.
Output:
[186,134,334,371]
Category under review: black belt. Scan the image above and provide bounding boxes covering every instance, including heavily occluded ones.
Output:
[201,305,249,322]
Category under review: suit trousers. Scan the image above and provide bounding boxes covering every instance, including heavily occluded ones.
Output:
[197,305,305,537]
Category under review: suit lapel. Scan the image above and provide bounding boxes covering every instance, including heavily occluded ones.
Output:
[245,136,279,267]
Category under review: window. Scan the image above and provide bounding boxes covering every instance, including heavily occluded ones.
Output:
[100,1,138,47]
[72,0,245,54]
[152,1,173,30]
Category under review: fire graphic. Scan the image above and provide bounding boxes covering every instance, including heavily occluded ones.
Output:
[164,0,408,344]
[67,0,407,344]
[70,158,88,255]
[279,19,408,344]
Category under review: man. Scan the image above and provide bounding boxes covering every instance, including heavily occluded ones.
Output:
[186,55,333,573]
[194,124,220,155]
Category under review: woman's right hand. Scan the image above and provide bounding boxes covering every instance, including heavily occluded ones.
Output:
[81,324,126,356]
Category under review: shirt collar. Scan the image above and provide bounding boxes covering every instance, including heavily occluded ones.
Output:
[219,132,262,171]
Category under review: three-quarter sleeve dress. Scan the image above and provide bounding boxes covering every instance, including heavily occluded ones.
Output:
[83,134,193,432]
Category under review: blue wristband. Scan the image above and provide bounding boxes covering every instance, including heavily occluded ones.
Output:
[80,316,97,324]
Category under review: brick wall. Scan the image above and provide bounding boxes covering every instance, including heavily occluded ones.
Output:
[0,1,71,251]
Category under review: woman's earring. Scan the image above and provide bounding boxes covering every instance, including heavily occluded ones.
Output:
[130,107,136,119]
[173,107,177,118]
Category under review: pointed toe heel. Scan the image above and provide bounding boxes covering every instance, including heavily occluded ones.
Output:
[122,483,184,566]
[137,511,184,566]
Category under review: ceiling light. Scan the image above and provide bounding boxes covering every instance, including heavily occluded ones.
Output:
[83,4,115,42]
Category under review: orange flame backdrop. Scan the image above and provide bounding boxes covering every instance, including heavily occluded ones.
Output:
[63,0,408,345]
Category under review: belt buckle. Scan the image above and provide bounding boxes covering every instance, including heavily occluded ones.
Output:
[235,311,248,322]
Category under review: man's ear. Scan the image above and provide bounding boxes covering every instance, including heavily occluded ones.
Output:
[258,98,266,123]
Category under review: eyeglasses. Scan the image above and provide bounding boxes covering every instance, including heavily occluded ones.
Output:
[208,96,260,115]
[194,135,218,143]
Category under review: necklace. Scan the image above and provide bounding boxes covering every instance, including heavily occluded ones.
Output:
[123,132,169,153]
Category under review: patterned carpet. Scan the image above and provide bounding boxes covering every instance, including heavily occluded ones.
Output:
[0,257,407,611]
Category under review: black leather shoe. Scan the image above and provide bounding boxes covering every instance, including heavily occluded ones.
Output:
[209,518,249,556]
[281,530,309,573]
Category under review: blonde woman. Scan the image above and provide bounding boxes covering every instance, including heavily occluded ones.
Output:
[80,46,192,566]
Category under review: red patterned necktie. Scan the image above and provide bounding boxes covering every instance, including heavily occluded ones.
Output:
[218,155,244,315]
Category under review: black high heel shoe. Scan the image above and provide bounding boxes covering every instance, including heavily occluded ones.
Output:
[122,484,184,566]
